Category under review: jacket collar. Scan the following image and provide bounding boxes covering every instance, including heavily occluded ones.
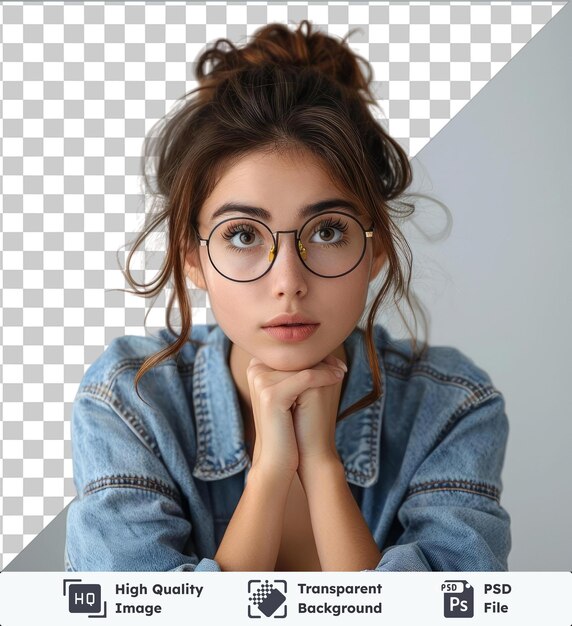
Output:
[192,325,385,488]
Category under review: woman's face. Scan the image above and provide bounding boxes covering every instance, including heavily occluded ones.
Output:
[185,149,385,371]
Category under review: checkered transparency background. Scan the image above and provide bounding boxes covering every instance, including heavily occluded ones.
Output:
[0,0,566,569]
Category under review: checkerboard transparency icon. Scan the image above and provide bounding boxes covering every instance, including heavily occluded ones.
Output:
[248,579,287,618]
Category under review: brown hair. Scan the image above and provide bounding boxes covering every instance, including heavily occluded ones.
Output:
[118,20,430,419]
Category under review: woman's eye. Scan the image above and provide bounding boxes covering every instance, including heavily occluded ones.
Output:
[310,226,343,244]
[223,227,262,248]
[236,231,255,246]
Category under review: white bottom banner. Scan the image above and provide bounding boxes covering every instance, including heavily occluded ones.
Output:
[0,572,570,624]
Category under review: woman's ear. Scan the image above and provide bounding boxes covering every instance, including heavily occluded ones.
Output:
[369,247,387,282]
[184,248,207,291]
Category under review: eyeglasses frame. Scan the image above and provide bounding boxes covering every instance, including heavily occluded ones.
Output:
[196,210,375,283]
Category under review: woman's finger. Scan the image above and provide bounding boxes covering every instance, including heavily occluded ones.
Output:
[264,367,345,411]
[317,354,348,372]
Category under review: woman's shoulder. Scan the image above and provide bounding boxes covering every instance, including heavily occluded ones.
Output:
[71,325,219,453]
[371,325,506,449]
[372,324,499,392]
[76,324,217,391]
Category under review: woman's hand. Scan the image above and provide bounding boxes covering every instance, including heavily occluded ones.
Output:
[246,356,345,478]
[291,354,347,471]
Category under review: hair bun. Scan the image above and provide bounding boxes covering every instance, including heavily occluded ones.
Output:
[196,20,373,100]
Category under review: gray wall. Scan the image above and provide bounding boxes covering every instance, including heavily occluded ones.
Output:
[380,2,572,570]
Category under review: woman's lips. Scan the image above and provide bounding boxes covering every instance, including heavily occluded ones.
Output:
[262,323,320,342]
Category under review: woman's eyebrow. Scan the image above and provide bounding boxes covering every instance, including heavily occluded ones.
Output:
[209,198,360,223]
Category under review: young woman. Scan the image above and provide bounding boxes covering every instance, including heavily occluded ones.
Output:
[65,20,511,572]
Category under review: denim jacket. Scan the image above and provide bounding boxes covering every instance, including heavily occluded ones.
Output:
[65,323,511,572]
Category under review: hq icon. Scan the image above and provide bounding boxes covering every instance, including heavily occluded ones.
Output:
[63,578,107,618]
[442,580,474,618]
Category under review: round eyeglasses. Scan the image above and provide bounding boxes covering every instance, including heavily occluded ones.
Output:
[196,211,374,283]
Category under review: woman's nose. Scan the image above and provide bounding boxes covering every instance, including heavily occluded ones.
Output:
[269,231,309,297]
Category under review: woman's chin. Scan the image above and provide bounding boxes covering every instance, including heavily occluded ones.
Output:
[257,352,327,372]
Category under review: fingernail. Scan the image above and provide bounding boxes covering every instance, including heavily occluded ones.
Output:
[336,358,348,372]
[334,368,344,378]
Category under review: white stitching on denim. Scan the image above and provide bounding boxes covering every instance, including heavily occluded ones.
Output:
[75,387,162,459]
[405,479,500,503]
[83,474,182,505]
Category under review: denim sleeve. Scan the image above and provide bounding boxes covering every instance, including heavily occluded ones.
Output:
[366,393,511,572]
[65,391,221,572]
